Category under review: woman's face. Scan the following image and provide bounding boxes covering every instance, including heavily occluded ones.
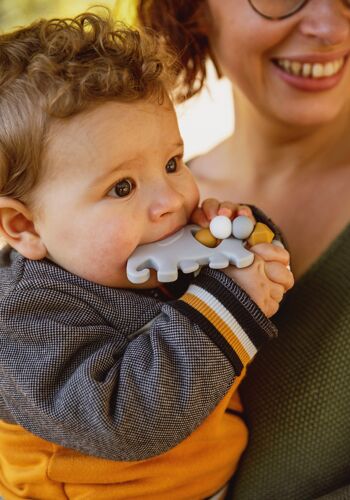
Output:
[207,0,350,126]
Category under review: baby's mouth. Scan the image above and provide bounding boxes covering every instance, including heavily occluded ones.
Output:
[273,56,346,79]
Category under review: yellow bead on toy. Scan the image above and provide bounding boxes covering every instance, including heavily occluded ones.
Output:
[194,228,218,248]
[247,222,274,246]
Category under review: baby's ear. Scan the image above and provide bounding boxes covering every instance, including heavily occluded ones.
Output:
[0,198,47,260]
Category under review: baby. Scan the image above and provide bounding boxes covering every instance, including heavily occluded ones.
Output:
[0,13,293,500]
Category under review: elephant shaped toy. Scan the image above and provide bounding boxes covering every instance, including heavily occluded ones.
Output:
[126,216,260,284]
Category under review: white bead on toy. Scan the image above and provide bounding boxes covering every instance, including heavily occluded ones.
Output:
[232,215,254,240]
[209,215,232,240]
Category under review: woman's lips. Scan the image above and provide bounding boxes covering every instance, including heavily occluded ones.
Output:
[272,55,348,91]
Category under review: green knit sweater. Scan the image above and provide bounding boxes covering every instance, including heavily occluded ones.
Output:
[231,223,350,500]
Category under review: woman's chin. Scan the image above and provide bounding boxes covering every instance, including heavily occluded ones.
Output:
[270,101,346,130]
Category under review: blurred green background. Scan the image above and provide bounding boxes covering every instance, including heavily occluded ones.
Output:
[0,0,117,32]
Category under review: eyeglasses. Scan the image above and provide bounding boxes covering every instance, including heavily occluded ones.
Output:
[248,0,350,20]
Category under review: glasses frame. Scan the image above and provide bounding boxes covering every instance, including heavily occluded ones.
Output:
[247,0,310,20]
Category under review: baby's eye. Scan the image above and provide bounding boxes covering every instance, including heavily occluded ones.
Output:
[109,178,135,198]
[165,157,178,173]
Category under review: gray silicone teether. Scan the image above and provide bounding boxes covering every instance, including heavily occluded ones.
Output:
[126,224,254,284]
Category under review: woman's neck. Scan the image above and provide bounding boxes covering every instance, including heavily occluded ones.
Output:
[230,87,350,183]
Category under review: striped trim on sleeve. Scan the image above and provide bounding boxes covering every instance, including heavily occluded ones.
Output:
[171,270,277,375]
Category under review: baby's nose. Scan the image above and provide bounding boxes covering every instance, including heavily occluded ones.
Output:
[148,184,184,221]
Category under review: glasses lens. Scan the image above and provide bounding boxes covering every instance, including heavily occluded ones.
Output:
[248,0,307,19]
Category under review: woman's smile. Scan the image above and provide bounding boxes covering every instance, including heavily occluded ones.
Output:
[271,53,349,91]
[272,56,348,92]
[275,56,345,78]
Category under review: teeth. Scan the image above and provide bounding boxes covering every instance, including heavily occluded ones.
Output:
[277,57,345,78]
[324,62,334,77]
[291,61,302,75]
[312,63,324,78]
[302,63,311,77]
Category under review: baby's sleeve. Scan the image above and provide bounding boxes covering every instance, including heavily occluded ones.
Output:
[0,257,276,462]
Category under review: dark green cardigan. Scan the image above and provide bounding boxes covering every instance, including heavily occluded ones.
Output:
[231,224,350,500]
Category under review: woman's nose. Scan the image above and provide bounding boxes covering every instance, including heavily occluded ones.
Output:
[148,182,184,221]
[299,0,350,46]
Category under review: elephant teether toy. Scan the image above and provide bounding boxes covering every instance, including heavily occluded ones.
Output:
[126,215,257,284]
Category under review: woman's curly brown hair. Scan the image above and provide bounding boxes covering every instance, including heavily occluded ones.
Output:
[136,0,219,101]
[0,12,179,202]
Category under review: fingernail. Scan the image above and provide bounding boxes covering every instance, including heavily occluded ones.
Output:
[218,207,232,217]
[237,208,250,217]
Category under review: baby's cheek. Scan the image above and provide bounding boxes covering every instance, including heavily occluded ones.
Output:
[103,239,134,269]
[186,182,200,216]
[100,218,136,256]
[74,229,130,282]
[105,229,139,267]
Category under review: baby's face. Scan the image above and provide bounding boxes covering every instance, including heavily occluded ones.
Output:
[31,98,199,288]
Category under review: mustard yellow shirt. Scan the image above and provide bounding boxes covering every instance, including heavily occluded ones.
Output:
[0,382,246,500]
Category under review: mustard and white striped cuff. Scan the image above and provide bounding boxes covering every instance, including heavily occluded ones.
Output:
[172,270,277,374]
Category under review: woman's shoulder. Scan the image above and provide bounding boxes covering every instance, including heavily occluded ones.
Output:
[186,137,232,180]
[186,152,215,182]
[186,138,245,201]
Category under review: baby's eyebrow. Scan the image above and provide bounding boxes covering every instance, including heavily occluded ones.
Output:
[91,162,126,185]
[91,141,184,186]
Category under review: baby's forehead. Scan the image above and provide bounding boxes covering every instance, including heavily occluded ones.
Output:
[42,98,180,178]
[47,97,175,143]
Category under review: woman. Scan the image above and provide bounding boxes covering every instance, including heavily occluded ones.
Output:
[134,1,350,499]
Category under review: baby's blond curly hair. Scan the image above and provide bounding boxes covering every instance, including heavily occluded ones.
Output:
[0,12,179,202]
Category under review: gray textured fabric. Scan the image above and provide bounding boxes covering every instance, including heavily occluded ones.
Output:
[0,251,274,462]
[231,224,350,500]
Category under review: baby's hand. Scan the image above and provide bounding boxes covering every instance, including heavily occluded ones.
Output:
[223,243,294,318]
[191,198,293,317]
[191,198,254,227]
